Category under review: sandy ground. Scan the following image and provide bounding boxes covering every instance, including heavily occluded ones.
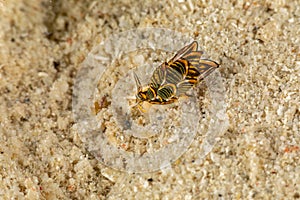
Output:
[0,0,299,199]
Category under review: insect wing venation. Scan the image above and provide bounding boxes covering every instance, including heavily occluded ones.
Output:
[195,59,219,81]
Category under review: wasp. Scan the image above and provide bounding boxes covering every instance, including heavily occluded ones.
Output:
[133,41,219,111]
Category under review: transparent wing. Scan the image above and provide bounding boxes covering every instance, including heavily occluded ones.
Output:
[195,59,219,80]
[170,41,200,62]
[176,80,194,96]
[182,51,203,66]
[165,62,186,85]
[176,59,219,96]
[150,62,167,88]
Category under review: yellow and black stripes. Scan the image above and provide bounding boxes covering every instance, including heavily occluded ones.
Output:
[157,84,176,101]
[134,41,219,107]
[170,59,189,76]
[165,63,185,84]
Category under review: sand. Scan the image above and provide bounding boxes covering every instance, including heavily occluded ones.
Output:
[0,0,299,199]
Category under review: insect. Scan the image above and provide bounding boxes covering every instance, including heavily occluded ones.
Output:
[133,41,219,111]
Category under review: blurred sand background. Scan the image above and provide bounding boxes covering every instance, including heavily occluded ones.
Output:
[0,0,299,199]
